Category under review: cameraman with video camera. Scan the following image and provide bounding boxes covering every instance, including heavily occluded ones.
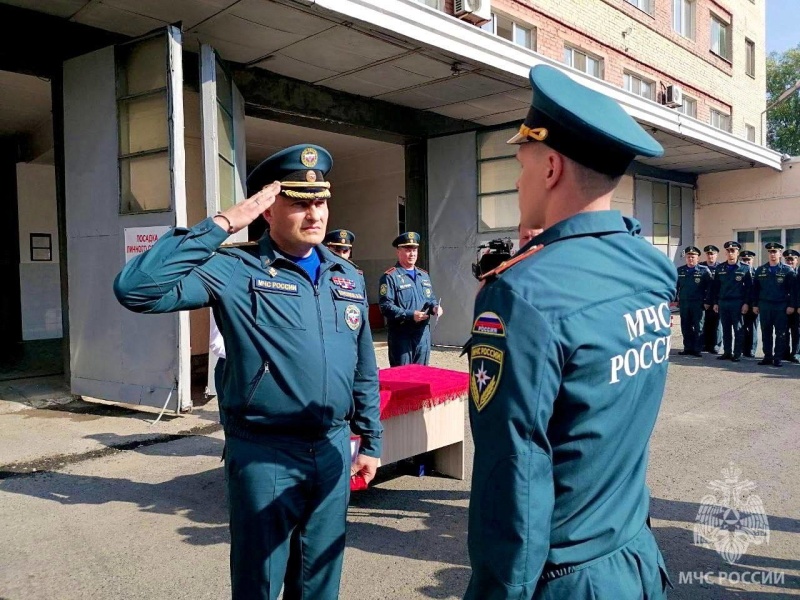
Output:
[379,232,443,366]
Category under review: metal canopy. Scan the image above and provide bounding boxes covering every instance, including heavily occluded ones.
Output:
[0,0,783,173]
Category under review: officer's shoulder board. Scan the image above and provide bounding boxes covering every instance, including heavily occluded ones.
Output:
[218,240,259,257]
[384,267,397,275]
[416,266,429,275]
[478,244,545,281]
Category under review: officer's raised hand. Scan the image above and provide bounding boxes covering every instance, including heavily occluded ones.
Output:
[213,181,281,234]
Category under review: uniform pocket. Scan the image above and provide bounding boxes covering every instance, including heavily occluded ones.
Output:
[332,293,364,334]
[252,285,306,330]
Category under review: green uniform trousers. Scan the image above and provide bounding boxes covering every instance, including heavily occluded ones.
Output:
[534,525,671,600]
[224,423,351,600]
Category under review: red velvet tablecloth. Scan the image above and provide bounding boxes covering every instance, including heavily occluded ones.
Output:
[351,365,468,491]
[377,364,469,419]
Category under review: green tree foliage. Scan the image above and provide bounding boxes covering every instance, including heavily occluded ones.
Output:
[766,45,800,155]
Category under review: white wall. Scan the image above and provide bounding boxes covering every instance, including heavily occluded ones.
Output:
[327,144,405,304]
[696,158,800,260]
[16,162,62,340]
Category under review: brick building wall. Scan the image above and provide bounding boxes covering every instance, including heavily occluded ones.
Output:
[447,0,766,141]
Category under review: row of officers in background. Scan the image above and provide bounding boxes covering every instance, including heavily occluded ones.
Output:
[676,241,800,366]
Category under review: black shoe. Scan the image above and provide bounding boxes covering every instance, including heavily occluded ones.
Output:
[717,354,733,360]
[731,356,741,362]
[691,352,703,357]
[743,354,754,358]
[679,350,691,356]
[774,361,783,367]
[758,358,772,365]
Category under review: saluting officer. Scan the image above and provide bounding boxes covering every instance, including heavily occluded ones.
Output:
[114,144,382,600]
[465,65,674,600]
[676,246,712,357]
[710,241,752,362]
[782,249,800,363]
[739,250,759,358]
[379,232,443,366]
[701,244,722,353]
[753,243,795,367]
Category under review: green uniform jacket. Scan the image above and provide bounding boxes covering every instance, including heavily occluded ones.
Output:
[465,211,676,597]
[113,217,382,457]
[752,263,795,307]
[710,262,753,306]
[676,264,712,303]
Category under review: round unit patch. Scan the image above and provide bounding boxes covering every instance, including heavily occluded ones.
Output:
[345,304,361,330]
[379,283,388,296]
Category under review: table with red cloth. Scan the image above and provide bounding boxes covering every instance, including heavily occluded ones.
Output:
[350,365,468,490]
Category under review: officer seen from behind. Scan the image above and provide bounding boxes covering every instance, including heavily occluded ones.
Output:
[379,232,443,366]
[710,241,752,362]
[676,246,712,357]
[739,250,759,358]
[753,243,795,367]
[113,144,382,600]
[465,65,675,600]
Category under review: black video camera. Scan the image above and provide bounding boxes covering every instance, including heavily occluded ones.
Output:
[421,301,438,316]
[472,238,513,280]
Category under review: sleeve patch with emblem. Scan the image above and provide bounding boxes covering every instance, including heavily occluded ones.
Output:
[380,283,388,296]
[469,344,504,411]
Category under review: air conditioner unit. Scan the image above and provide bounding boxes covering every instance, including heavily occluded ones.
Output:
[454,0,491,25]
[665,84,683,108]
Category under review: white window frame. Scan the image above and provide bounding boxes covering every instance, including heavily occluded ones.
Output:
[481,13,536,50]
[678,96,697,118]
[710,13,731,61]
[625,0,654,15]
[477,127,520,233]
[563,45,604,79]
[745,38,756,77]
[736,227,800,263]
[745,124,756,142]
[623,72,656,101]
[710,108,731,132]
[672,0,696,40]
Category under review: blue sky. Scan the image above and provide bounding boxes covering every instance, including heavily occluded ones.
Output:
[766,0,799,54]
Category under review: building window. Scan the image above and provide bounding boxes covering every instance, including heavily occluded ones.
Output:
[678,96,697,118]
[116,35,171,214]
[397,196,406,235]
[215,61,236,212]
[745,39,756,77]
[30,233,53,262]
[626,0,654,15]
[710,14,731,61]
[650,181,687,255]
[481,13,535,50]
[672,0,696,40]
[413,0,443,10]
[745,124,756,142]
[563,46,603,79]
[710,108,732,132]
[477,128,520,232]
[738,228,800,263]
[624,72,656,101]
